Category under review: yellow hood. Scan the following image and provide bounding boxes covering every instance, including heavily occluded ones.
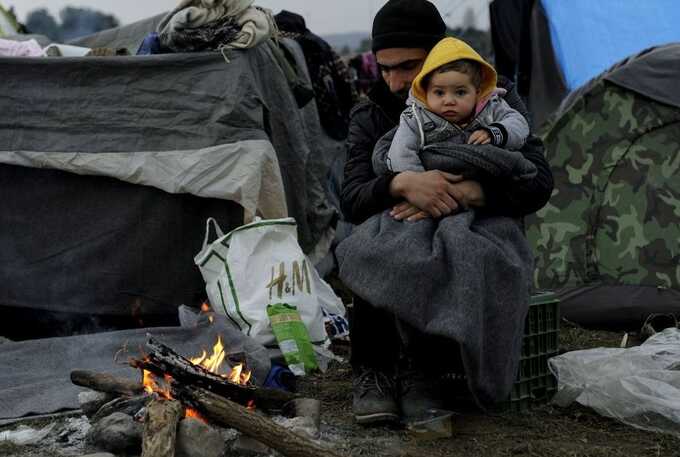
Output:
[411,37,497,105]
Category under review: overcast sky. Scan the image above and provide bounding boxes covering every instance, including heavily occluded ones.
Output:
[8,0,490,35]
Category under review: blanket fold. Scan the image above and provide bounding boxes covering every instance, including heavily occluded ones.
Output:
[337,137,537,407]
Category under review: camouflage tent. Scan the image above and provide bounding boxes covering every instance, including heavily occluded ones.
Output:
[526,44,680,330]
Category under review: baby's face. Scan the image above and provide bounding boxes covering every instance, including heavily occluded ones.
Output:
[425,70,479,124]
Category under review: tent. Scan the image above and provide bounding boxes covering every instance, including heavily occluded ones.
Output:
[0,16,339,338]
[525,43,680,329]
[490,0,680,128]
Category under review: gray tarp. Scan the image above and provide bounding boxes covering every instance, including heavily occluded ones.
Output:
[0,23,338,323]
[0,142,285,221]
[0,165,243,320]
[0,314,270,420]
[75,18,340,253]
[0,50,286,221]
[3,21,336,253]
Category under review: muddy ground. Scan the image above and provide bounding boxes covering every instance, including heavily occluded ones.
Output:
[2,325,679,457]
[294,325,680,457]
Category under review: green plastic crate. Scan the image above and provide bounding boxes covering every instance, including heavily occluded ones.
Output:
[502,291,560,412]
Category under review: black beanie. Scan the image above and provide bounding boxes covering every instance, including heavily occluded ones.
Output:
[372,0,447,53]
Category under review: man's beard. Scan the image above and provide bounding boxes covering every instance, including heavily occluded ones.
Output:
[394,89,409,102]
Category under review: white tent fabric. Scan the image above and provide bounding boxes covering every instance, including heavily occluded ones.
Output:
[0,141,287,221]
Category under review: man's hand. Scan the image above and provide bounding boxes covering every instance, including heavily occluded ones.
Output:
[389,171,486,220]
[449,179,486,209]
[468,129,491,145]
[390,170,464,218]
[390,202,429,222]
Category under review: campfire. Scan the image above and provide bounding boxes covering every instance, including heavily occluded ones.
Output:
[70,331,340,457]
[140,334,252,411]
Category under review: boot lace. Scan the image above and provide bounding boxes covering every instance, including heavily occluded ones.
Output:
[354,369,394,398]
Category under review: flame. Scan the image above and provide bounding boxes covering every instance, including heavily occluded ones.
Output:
[186,336,251,385]
[201,302,214,323]
[143,369,171,399]
[143,369,155,394]
[190,336,226,373]
[185,408,207,423]
[228,363,252,385]
[141,334,252,420]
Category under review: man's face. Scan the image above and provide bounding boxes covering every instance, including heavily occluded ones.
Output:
[375,48,428,100]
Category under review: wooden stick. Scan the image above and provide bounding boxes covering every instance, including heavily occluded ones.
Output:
[173,385,345,457]
[130,336,296,411]
[71,370,144,397]
[142,398,183,457]
[92,395,150,423]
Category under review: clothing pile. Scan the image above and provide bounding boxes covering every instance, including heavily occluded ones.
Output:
[0,36,129,58]
[0,38,43,56]
[348,51,380,97]
[157,0,274,53]
[337,137,537,407]
[275,10,357,140]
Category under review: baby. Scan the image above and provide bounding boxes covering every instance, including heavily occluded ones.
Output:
[385,37,529,172]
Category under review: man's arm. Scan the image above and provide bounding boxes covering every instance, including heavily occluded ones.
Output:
[480,78,554,217]
[341,104,463,224]
[479,134,554,217]
[341,105,401,225]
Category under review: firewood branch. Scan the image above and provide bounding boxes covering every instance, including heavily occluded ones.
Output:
[142,398,183,457]
[173,385,345,457]
[71,369,144,397]
[129,335,296,411]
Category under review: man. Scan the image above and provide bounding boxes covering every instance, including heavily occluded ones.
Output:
[341,0,553,424]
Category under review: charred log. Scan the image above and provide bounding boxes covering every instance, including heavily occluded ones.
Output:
[71,370,144,397]
[130,336,295,411]
[92,395,150,423]
[173,385,345,457]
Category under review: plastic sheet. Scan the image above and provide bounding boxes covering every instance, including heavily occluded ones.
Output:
[550,328,680,436]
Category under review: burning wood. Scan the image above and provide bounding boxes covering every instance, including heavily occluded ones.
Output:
[70,333,341,457]
[130,335,296,412]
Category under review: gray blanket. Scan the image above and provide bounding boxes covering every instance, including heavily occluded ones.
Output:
[336,136,537,407]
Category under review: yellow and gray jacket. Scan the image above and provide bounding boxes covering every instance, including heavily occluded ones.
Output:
[385,91,529,172]
[385,36,529,172]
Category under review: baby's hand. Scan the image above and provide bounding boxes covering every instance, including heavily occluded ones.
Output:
[467,129,491,145]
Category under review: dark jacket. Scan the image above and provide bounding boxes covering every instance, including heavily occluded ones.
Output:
[340,77,554,225]
[275,10,357,140]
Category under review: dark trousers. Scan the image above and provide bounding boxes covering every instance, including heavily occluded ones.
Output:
[349,296,463,376]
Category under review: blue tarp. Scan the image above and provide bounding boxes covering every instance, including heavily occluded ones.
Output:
[542,0,680,90]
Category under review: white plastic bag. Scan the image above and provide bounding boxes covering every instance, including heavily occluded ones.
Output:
[550,328,680,437]
[194,217,345,346]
